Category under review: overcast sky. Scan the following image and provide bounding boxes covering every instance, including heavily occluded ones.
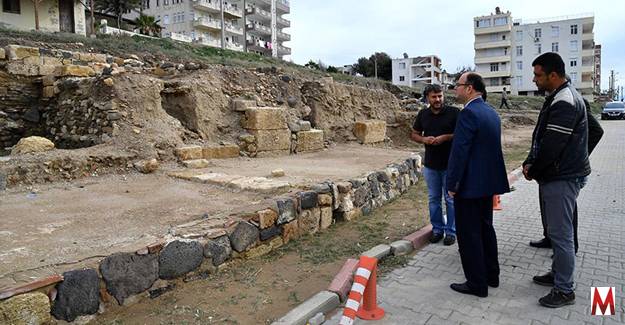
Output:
[286,0,624,91]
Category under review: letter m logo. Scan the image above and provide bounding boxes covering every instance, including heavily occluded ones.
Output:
[591,287,615,316]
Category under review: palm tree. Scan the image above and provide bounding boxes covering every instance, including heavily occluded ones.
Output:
[135,15,162,36]
[95,0,141,29]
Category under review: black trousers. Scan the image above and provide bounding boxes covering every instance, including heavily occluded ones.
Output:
[539,186,579,253]
[455,196,500,294]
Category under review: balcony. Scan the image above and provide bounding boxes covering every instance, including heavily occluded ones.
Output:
[245,6,271,22]
[224,23,243,35]
[192,0,220,13]
[581,49,594,57]
[167,32,193,43]
[197,38,222,48]
[480,70,512,78]
[247,23,271,36]
[277,0,289,13]
[582,32,594,41]
[486,85,511,93]
[277,31,290,41]
[578,81,593,89]
[277,16,290,28]
[246,39,272,52]
[474,24,512,35]
[278,44,291,56]
[474,40,511,50]
[581,64,594,73]
[224,5,243,19]
[194,17,221,31]
[225,42,244,52]
[474,55,511,64]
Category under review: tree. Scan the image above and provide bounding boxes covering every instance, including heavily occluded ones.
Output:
[326,66,339,73]
[31,0,44,31]
[352,52,392,81]
[95,0,141,29]
[135,15,162,36]
[305,60,321,70]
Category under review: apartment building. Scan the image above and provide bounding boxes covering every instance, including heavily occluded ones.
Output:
[1,0,86,35]
[593,44,601,94]
[132,0,290,59]
[392,55,443,87]
[474,8,597,100]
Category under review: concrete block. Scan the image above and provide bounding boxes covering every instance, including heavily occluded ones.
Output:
[54,65,96,77]
[362,244,392,260]
[390,240,414,256]
[353,120,386,144]
[202,144,240,159]
[245,107,287,130]
[296,129,324,153]
[272,291,340,325]
[250,129,291,151]
[175,145,203,161]
[403,224,433,250]
[327,258,359,302]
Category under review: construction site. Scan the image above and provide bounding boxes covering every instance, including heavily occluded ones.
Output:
[0,31,546,324]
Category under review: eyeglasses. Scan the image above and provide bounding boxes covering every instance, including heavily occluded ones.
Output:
[455,83,471,88]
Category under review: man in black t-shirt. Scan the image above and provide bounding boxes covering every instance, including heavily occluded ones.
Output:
[411,84,460,246]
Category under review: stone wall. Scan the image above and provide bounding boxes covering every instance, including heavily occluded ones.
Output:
[0,155,423,323]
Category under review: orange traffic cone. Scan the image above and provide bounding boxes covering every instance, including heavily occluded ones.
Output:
[493,195,502,211]
[356,258,385,320]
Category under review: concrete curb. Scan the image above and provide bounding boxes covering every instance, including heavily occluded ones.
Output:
[327,258,359,302]
[403,224,433,250]
[507,166,524,185]
[271,291,340,325]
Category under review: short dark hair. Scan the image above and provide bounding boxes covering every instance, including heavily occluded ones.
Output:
[423,84,443,97]
[532,52,565,77]
[465,73,487,100]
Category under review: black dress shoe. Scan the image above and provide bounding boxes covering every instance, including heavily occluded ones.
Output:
[488,279,499,288]
[430,233,444,243]
[443,235,456,246]
[533,272,554,286]
[529,238,552,248]
[539,289,575,308]
[450,282,487,297]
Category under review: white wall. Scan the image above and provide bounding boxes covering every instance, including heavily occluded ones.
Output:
[0,0,86,35]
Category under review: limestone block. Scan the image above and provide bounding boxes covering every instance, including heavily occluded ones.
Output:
[281,219,299,243]
[11,136,54,155]
[54,65,96,77]
[202,144,240,159]
[42,86,55,98]
[318,194,332,206]
[0,292,51,325]
[6,45,40,60]
[6,62,39,76]
[296,129,324,153]
[245,107,287,130]
[42,75,56,86]
[299,208,321,235]
[250,129,291,151]
[231,99,257,112]
[320,207,333,229]
[257,209,278,229]
[353,120,387,144]
[175,145,203,161]
[183,159,210,169]
[0,48,5,60]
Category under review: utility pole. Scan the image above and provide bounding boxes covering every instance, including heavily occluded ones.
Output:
[243,0,247,53]
[220,0,225,50]
[609,70,615,100]
[374,56,378,79]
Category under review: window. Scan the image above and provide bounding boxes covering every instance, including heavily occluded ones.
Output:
[490,79,499,86]
[570,58,578,67]
[535,43,541,54]
[156,0,159,6]
[534,28,542,38]
[552,42,559,52]
[516,61,523,70]
[142,0,150,9]
[570,24,578,35]
[490,63,499,72]
[164,0,169,5]
[476,19,491,28]
[163,15,169,24]
[494,17,508,26]
[570,40,578,52]
[570,72,578,83]
[399,62,406,69]
[2,0,20,13]
[551,26,559,37]
[516,76,523,87]
[516,30,523,41]
[516,46,523,56]
[399,76,405,82]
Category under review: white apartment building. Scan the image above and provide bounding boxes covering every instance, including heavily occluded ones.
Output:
[392,55,443,87]
[132,0,290,59]
[474,8,597,100]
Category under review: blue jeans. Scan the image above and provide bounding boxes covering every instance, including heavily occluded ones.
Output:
[423,166,455,236]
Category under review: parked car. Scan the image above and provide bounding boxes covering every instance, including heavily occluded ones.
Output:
[601,101,625,120]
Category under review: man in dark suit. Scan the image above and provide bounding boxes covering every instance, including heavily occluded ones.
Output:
[446,72,510,298]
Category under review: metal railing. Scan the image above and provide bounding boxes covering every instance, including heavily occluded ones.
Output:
[513,13,593,25]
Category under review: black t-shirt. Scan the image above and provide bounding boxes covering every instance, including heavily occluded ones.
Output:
[412,105,460,170]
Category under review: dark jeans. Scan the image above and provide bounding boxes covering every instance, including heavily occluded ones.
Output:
[455,196,499,294]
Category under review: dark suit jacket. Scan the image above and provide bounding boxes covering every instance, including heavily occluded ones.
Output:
[446,97,510,199]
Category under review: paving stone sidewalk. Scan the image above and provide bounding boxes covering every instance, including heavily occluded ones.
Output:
[329,122,625,325]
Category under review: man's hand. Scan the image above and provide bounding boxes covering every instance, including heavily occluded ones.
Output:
[448,190,455,198]
[523,164,533,181]
[424,136,436,145]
